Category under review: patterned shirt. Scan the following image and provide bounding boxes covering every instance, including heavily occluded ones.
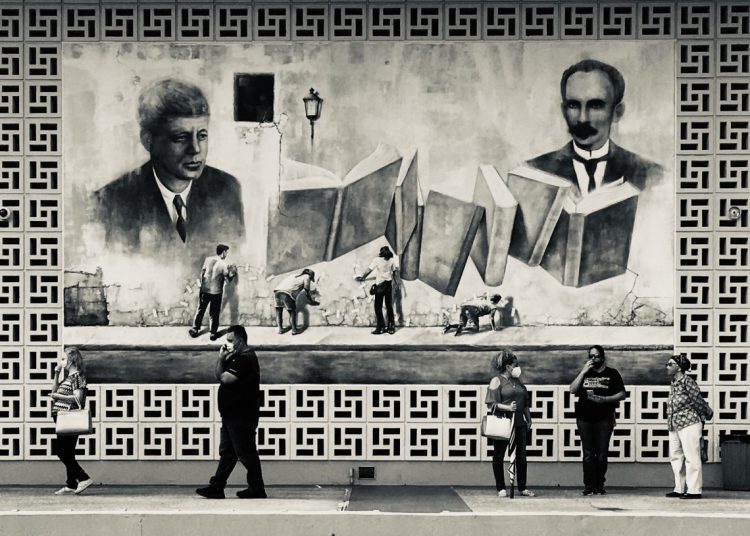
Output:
[667,374,713,432]
[52,371,86,415]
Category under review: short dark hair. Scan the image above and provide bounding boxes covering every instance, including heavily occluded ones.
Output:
[560,59,625,105]
[490,294,502,304]
[379,246,393,260]
[138,78,210,137]
[671,353,691,372]
[589,344,606,360]
[490,349,517,372]
[216,244,229,255]
[299,268,316,281]
[227,324,247,344]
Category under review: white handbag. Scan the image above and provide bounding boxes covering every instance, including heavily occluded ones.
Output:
[55,396,93,436]
[481,411,515,440]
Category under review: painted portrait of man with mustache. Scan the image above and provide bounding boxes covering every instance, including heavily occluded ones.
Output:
[527,59,662,200]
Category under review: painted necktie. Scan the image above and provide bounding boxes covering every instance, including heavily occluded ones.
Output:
[173,194,187,242]
[574,156,607,193]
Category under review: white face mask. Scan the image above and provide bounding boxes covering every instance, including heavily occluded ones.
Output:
[511,366,522,378]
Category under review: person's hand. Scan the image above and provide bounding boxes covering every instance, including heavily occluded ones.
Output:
[582,359,595,373]
[586,392,604,404]
[508,401,517,412]
[54,364,63,374]
[527,419,533,430]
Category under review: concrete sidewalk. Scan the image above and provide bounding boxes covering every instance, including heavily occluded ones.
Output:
[2,485,749,515]
[2,486,749,536]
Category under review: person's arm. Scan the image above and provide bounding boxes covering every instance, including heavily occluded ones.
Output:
[490,306,498,331]
[215,345,239,384]
[587,370,627,404]
[355,268,372,282]
[524,406,532,429]
[570,360,594,394]
[304,276,319,305]
[685,376,713,421]
[51,364,63,393]
[588,390,627,404]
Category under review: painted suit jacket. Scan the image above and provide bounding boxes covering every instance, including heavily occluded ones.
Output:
[526,141,662,198]
[93,161,245,257]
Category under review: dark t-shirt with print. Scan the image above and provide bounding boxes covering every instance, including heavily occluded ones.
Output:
[574,366,625,422]
[218,349,261,421]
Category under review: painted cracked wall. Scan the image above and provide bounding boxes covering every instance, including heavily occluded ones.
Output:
[63,41,674,328]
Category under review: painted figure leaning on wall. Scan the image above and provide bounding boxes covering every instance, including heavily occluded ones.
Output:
[92,79,246,258]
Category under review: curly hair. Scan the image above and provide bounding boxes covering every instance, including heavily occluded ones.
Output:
[490,349,517,373]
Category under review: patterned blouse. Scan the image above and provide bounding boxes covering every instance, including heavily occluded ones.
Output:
[52,371,86,415]
[667,374,713,432]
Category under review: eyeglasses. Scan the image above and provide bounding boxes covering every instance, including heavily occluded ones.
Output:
[665,362,677,368]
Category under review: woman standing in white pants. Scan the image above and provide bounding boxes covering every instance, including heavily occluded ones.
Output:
[665,354,713,500]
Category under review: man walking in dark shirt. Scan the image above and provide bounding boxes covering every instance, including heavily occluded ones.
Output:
[196,325,266,499]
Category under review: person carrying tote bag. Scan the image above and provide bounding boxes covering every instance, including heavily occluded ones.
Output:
[49,347,94,495]
[484,350,535,498]
[665,354,713,500]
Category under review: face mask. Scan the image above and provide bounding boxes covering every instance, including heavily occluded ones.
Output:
[511,366,522,378]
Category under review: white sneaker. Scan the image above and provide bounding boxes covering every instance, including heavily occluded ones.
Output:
[74,478,94,495]
[519,489,536,497]
[497,489,507,497]
[54,486,76,495]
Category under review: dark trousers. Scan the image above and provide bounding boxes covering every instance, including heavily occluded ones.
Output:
[577,415,615,489]
[193,291,223,334]
[210,418,265,491]
[373,280,394,329]
[491,426,528,492]
[52,418,89,488]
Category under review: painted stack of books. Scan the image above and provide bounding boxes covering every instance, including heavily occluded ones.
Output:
[267,145,640,294]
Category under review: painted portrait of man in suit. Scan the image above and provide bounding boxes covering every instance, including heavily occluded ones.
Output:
[93,79,245,256]
[527,59,663,198]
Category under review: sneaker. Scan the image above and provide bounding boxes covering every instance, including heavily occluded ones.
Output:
[665,491,684,498]
[236,488,267,499]
[680,493,702,500]
[519,489,536,497]
[196,486,225,499]
[54,486,76,495]
[291,329,303,335]
[209,333,221,341]
[582,487,596,496]
[371,328,385,335]
[74,478,94,495]
[497,489,507,498]
[442,325,452,334]
[387,327,396,334]
[595,487,607,495]
[188,328,200,338]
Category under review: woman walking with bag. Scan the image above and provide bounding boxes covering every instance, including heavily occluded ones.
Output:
[49,347,93,495]
[485,350,535,498]
[666,354,713,500]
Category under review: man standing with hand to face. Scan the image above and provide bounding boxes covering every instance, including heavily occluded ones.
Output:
[196,325,266,500]
[570,345,627,496]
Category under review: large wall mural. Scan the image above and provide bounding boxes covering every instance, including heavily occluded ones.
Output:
[63,41,674,328]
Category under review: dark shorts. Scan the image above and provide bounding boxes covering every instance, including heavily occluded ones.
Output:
[274,291,296,310]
